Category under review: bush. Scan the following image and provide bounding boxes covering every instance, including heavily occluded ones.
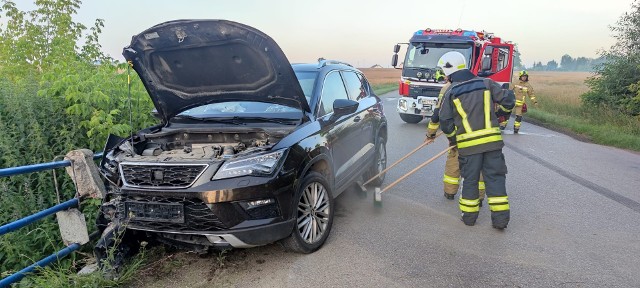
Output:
[0,0,156,276]
[582,1,640,116]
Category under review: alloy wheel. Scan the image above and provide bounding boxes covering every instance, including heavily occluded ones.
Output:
[297,181,330,244]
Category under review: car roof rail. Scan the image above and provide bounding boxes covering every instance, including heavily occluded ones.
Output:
[317,58,353,68]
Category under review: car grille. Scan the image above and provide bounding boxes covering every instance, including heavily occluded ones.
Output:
[120,163,207,188]
[121,194,228,232]
[409,85,440,98]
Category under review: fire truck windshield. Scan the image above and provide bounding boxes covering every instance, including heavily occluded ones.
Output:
[403,43,473,71]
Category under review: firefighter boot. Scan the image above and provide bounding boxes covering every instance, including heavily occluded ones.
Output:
[458,153,483,226]
[483,150,510,230]
[514,115,522,134]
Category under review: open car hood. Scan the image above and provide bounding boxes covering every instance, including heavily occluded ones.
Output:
[123,19,310,122]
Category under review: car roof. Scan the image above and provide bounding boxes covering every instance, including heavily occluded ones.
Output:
[292,60,357,72]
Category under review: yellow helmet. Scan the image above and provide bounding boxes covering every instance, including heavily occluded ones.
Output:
[519,70,528,77]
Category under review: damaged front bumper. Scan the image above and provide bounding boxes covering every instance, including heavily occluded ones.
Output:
[98,168,298,249]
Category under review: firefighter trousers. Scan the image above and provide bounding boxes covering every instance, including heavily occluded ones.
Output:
[444,148,485,200]
[500,105,524,129]
[458,150,510,227]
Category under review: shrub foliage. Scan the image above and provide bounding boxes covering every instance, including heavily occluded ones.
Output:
[0,0,156,274]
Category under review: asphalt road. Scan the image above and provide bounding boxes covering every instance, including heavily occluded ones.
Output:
[136,92,640,288]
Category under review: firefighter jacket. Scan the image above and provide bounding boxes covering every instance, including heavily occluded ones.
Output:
[427,82,451,135]
[512,80,536,107]
[439,69,516,156]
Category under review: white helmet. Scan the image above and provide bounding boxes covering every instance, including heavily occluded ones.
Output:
[437,51,467,76]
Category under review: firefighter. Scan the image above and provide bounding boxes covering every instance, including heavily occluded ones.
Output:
[437,51,515,229]
[500,70,537,133]
[426,77,486,204]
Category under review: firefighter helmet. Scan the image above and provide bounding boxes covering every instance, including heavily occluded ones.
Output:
[519,70,529,81]
[437,51,467,76]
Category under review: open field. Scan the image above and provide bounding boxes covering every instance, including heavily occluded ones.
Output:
[527,71,591,106]
[359,68,400,85]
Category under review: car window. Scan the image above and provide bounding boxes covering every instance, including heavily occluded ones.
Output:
[318,71,349,117]
[356,73,373,96]
[342,71,368,101]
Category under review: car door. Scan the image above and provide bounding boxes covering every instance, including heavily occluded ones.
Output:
[317,71,360,189]
[341,71,376,173]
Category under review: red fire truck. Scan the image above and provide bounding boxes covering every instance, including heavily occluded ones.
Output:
[391,28,515,123]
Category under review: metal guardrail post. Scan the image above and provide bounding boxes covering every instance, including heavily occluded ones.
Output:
[0,153,103,178]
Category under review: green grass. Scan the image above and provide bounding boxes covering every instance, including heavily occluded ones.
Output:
[372,83,397,96]
[22,245,149,288]
[527,96,640,151]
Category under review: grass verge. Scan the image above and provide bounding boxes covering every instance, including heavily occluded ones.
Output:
[22,247,148,288]
[526,103,640,151]
[371,83,397,96]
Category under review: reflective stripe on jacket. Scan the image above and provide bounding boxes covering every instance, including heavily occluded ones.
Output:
[513,80,535,106]
[439,70,515,156]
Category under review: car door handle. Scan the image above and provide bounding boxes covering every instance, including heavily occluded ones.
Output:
[353,116,361,122]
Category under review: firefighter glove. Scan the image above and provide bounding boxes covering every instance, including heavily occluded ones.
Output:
[447,136,457,147]
[426,128,437,139]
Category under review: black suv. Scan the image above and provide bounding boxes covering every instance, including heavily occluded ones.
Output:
[96,20,387,256]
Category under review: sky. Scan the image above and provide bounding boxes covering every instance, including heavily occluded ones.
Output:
[11,0,636,68]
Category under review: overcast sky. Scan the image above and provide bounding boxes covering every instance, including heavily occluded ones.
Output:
[13,0,636,67]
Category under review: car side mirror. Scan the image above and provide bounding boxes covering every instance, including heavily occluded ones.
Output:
[330,99,358,121]
[393,44,401,53]
[484,46,494,55]
[391,54,398,67]
[482,58,492,71]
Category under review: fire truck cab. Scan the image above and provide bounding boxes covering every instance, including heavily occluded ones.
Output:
[391,28,515,123]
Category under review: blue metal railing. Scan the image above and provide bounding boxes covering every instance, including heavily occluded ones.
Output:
[0,152,103,177]
[0,153,103,287]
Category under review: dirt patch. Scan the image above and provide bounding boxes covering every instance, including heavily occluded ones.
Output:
[127,243,293,288]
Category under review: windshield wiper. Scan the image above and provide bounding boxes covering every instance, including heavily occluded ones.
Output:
[173,115,246,125]
[234,117,299,125]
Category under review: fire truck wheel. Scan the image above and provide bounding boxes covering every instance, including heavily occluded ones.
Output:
[399,113,423,124]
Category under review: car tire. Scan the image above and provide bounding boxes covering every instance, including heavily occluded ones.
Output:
[365,136,387,187]
[281,171,334,254]
[399,113,423,124]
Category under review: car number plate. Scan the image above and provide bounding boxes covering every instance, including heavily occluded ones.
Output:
[126,201,184,223]
[421,99,437,105]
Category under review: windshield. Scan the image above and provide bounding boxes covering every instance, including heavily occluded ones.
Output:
[175,71,316,120]
[403,43,473,70]
[294,71,317,103]
[177,101,301,118]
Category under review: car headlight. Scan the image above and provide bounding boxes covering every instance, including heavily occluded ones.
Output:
[212,149,287,180]
[398,99,408,111]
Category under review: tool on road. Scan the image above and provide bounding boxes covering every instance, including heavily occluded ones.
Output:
[363,132,443,186]
[374,146,455,206]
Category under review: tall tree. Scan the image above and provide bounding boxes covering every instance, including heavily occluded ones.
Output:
[560,54,575,70]
[513,47,523,70]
